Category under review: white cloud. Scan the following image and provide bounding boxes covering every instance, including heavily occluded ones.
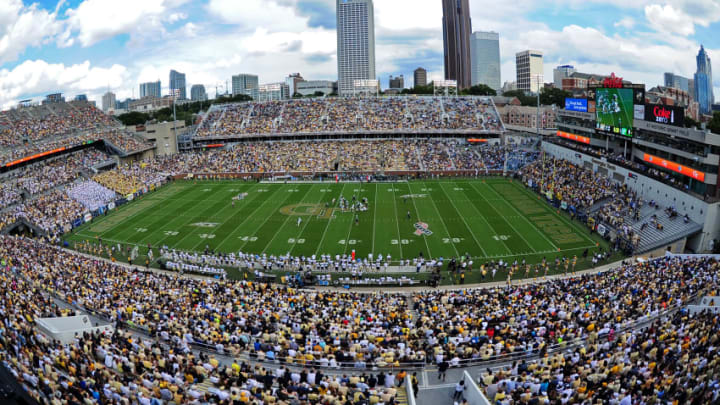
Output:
[0,59,128,109]
[614,17,636,29]
[207,0,308,31]
[62,0,189,47]
[645,4,695,36]
[0,0,62,64]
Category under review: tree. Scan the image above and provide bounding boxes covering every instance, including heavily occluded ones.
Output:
[462,84,497,96]
[684,116,700,129]
[501,90,536,106]
[709,112,720,134]
[116,111,150,126]
[292,92,303,98]
[313,91,325,97]
[540,87,571,107]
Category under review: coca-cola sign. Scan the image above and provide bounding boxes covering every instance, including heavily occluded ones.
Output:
[644,103,684,127]
[602,73,623,88]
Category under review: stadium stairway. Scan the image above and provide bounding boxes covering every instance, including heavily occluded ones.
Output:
[395,386,409,405]
[632,214,702,253]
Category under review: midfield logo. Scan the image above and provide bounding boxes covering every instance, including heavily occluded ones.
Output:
[414,222,433,236]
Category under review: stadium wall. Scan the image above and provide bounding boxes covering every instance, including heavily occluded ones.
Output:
[542,141,720,252]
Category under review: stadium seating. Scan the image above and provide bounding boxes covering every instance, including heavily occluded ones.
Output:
[0,235,718,404]
[195,97,505,138]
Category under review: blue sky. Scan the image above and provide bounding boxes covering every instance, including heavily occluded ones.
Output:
[0,0,719,109]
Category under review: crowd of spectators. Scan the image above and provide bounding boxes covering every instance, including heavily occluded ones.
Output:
[479,309,720,404]
[195,97,504,138]
[0,236,717,404]
[0,101,117,147]
[520,158,615,210]
[66,181,118,211]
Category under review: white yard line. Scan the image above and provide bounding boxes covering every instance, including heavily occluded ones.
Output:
[262,184,318,254]
[314,183,347,256]
[474,181,559,251]
[390,183,406,259]
[409,182,459,257]
[436,181,490,257]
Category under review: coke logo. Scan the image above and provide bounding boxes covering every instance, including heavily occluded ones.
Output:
[653,105,673,124]
[602,72,623,88]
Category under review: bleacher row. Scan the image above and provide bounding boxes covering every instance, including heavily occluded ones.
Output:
[0,101,154,165]
[195,97,505,138]
[520,158,703,254]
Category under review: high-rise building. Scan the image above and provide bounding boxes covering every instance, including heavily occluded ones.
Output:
[516,50,544,93]
[470,31,500,91]
[694,45,714,115]
[190,85,207,101]
[336,0,376,96]
[139,81,161,98]
[169,70,187,100]
[664,72,690,93]
[414,68,427,87]
[285,73,305,96]
[74,94,88,101]
[442,0,472,90]
[232,74,259,97]
[553,65,576,89]
[101,92,116,112]
[389,75,404,89]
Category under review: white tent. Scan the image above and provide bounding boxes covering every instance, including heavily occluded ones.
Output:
[36,315,114,344]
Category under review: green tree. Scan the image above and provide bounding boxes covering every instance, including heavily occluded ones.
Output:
[116,111,150,126]
[501,90,536,106]
[462,84,497,96]
[540,87,571,107]
[709,112,720,134]
[684,116,699,129]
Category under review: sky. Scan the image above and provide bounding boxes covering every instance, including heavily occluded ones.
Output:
[0,0,719,109]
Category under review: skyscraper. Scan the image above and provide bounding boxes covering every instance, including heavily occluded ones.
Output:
[442,0,472,90]
[139,81,161,98]
[389,75,405,89]
[336,0,376,96]
[169,70,187,100]
[694,45,714,115]
[414,68,427,87]
[470,31,500,91]
[664,72,690,93]
[232,74,259,97]
[553,65,576,89]
[190,85,207,101]
[516,50,544,93]
[101,91,116,112]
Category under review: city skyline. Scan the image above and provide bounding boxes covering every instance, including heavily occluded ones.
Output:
[0,0,719,109]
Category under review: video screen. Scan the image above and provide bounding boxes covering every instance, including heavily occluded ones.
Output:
[595,88,634,137]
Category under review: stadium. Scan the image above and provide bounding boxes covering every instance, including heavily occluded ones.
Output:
[0,90,718,405]
[2,0,720,401]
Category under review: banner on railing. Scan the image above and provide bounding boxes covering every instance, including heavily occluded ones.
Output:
[560,201,568,210]
[83,213,92,223]
[108,202,115,211]
[597,224,607,236]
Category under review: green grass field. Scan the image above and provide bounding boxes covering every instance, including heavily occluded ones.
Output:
[66,178,608,269]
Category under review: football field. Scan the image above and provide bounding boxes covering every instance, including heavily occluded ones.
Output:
[67,179,605,265]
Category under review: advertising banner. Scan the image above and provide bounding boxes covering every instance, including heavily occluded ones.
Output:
[557,130,591,144]
[643,153,705,181]
[644,104,684,127]
[564,98,588,112]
